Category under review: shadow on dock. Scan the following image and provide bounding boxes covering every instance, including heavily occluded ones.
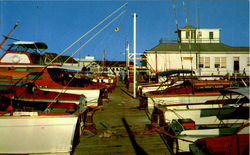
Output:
[122,117,147,155]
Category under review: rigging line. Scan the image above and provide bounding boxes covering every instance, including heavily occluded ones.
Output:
[182,0,193,72]
[45,72,79,111]
[172,0,183,70]
[63,10,126,64]
[49,2,128,64]
[30,3,128,85]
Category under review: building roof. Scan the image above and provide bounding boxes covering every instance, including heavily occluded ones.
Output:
[178,25,221,31]
[146,43,249,54]
[179,25,197,30]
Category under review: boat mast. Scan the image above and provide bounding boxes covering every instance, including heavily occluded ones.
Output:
[172,0,184,70]
[182,0,193,73]
[196,4,201,76]
[0,22,18,50]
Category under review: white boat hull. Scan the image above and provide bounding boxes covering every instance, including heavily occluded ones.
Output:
[147,95,220,116]
[0,113,78,154]
[164,106,249,124]
[176,125,250,153]
[41,88,100,107]
[138,81,182,96]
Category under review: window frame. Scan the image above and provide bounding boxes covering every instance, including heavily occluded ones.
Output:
[209,32,214,39]
[199,57,210,68]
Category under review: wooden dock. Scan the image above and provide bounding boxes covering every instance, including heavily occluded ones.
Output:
[73,81,172,155]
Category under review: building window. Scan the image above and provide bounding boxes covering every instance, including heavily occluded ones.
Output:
[186,31,195,39]
[215,57,220,68]
[199,57,204,68]
[197,31,202,38]
[186,31,190,39]
[221,57,226,68]
[199,57,210,68]
[191,31,194,39]
[215,57,226,68]
[205,57,210,68]
[209,32,214,39]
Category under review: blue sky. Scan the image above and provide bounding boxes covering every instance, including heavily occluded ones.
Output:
[0,0,249,61]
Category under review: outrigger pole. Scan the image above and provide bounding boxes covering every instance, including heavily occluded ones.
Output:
[0,22,18,49]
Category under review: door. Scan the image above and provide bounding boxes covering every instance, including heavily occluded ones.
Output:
[234,57,239,73]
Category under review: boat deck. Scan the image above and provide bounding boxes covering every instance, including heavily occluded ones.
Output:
[73,81,172,155]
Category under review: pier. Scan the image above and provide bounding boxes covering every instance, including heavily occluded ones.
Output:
[74,80,172,155]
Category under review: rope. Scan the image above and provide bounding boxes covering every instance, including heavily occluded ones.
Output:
[153,126,194,143]
[63,10,126,64]
[49,2,128,64]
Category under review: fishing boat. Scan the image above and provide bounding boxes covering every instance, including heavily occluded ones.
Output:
[169,123,249,154]
[0,71,86,154]
[91,72,117,93]
[138,70,195,96]
[143,79,232,117]
[190,124,249,155]
[0,68,87,111]
[0,110,81,154]
[151,87,249,124]
[0,84,86,154]
[0,41,105,108]
[159,87,250,154]
[138,70,195,109]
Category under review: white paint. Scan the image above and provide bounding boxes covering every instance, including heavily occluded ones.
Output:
[145,52,249,76]
[180,28,221,43]
[41,88,100,107]
[0,114,78,154]
[147,95,220,116]
[1,53,31,64]
[164,107,249,124]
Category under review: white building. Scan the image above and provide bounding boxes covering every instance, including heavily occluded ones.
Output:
[143,25,249,76]
[178,25,221,43]
[75,56,96,68]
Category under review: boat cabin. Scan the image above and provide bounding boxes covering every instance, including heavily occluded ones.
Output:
[0,41,47,65]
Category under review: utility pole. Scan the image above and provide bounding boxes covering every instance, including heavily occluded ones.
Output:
[133,13,137,98]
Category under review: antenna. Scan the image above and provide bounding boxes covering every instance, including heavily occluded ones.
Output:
[182,0,193,72]
[172,0,184,70]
